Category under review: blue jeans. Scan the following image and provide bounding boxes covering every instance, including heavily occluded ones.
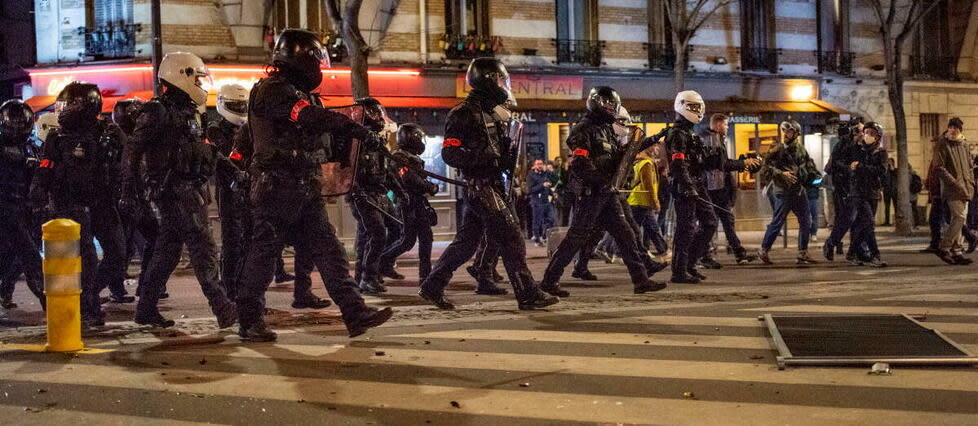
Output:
[762,192,811,251]
[630,206,669,254]
[808,194,819,237]
[531,201,555,240]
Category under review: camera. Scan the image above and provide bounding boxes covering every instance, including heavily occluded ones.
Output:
[833,116,864,140]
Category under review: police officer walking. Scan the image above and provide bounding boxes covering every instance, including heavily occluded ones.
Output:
[846,122,888,267]
[377,124,438,282]
[539,87,667,296]
[235,29,392,341]
[418,57,558,310]
[32,82,132,325]
[0,100,46,309]
[125,52,237,328]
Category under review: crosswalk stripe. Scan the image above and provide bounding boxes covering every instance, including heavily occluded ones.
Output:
[0,404,210,425]
[742,305,978,316]
[390,329,773,349]
[873,294,978,303]
[3,361,977,425]
[581,315,763,327]
[140,344,978,393]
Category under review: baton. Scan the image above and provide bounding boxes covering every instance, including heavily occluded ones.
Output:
[697,196,734,215]
[416,168,469,187]
[358,196,405,225]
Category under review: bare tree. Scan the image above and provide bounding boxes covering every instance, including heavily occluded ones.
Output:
[662,0,733,92]
[323,0,401,98]
[863,0,942,235]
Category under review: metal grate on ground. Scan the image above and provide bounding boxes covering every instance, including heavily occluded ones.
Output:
[760,314,978,369]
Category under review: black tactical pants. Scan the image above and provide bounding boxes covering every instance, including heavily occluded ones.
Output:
[57,205,103,321]
[850,196,881,259]
[420,184,537,300]
[135,184,232,319]
[125,206,160,298]
[0,205,44,304]
[91,199,129,299]
[350,192,388,285]
[379,208,434,281]
[573,228,603,274]
[470,232,500,280]
[671,191,718,275]
[218,184,250,301]
[237,175,369,331]
[826,189,854,252]
[543,192,650,286]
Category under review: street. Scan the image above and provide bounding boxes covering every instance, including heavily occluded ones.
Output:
[1,231,977,425]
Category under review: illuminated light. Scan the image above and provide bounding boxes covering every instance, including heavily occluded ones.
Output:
[31,65,420,78]
[30,65,152,77]
[789,85,815,101]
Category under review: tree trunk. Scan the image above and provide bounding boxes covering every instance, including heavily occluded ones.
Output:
[340,0,370,98]
[885,39,914,235]
[673,39,688,92]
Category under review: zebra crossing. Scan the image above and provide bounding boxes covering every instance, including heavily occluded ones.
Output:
[2,288,978,424]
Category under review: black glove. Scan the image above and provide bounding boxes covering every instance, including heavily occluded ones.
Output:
[363,132,385,151]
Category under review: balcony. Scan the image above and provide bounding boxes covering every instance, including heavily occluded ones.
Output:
[740,47,780,73]
[909,56,959,81]
[79,23,142,60]
[441,34,500,60]
[816,50,854,76]
[552,39,604,67]
[644,43,692,71]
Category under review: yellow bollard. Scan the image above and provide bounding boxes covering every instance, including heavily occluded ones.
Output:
[42,219,84,352]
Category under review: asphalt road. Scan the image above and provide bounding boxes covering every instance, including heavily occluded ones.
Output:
[1,230,977,425]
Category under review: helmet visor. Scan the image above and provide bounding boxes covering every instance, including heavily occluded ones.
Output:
[684,102,703,116]
[223,99,248,115]
[195,68,214,92]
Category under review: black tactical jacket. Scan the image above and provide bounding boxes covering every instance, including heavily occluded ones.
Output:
[441,94,514,184]
[565,112,625,195]
[33,119,126,209]
[849,142,888,200]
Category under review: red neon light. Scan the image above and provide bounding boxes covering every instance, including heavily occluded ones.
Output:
[31,65,420,77]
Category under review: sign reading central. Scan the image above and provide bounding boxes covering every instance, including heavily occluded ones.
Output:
[456,75,584,100]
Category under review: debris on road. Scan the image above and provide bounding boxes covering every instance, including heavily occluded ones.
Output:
[869,363,892,375]
[450,401,461,408]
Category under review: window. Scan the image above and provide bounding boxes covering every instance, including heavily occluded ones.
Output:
[911,0,955,80]
[740,0,777,72]
[646,0,676,70]
[554,0,602,66]
[271,0,333,34]
[816,0,853,75]
[920,113,942,174]
[446,0,490,36]
[83,0,138,59]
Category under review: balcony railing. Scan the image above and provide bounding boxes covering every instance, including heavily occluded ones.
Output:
[441,34,500,60]
[909,56,959,81]
[740,47,780,73]
[79,23,142,59]
[816,50,854,76]
[553,39,604,67]
[644,43,692,71]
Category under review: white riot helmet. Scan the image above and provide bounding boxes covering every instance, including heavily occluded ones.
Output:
[217,84,249,126]
[674,90,705,124]
[158,52,212,106]
[34,112,60,143]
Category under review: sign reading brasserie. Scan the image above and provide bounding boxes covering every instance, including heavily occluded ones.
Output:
[456,75,584,100]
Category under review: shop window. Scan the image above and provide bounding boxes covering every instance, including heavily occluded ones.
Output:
[732,123,780,190]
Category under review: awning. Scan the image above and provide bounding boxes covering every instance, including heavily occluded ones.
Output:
[514,98,849,115]
[318,96,460,109]
[25,95,56,112]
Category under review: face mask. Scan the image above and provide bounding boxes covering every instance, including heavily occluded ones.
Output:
[864,135,877,145]
[58,106,95,130]
[492,105,512,122]
[612,122,630,139]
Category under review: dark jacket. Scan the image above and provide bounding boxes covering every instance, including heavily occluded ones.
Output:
[441,93,513,183]
[825,136,859,198]
[760,138,818,196]
[528,169,554,204]
[565,112,627,195]
[0,135,39,206]
[391,149,437,219]
[932,134,976,201]
[849,142,888,200]
[33,119,126,209]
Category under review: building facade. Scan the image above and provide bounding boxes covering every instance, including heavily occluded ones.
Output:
[23,0,978,235]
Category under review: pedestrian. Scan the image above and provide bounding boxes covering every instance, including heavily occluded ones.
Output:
[823,118,863,261]
[123,53,237,329]
[846,122,888,267]
[0,100,45,310]
[757,120,819,265]
[539,87,667,296]
[528,159,555,246]
[698,113,760,266]
[626,145,668,255]
[418,57,558,310]
[931,117,975,265]
[235,29,393,340]
[552,156,571,226]
[882,158,897,226]
[807,172,821,242]
[923,137,944,253]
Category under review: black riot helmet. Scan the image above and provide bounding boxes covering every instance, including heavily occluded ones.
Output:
[355,97,388,132]
[272,29,330,92]
[466,57,513,106]
[112,98,144,135]
[396,123,426,155]
[0,99,35,143]
[56,81,102,128]
[585,86,621,120]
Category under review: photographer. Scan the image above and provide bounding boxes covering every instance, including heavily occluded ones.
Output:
[758,121,819,264]
[847,122,888,267]
[823,117,863,261]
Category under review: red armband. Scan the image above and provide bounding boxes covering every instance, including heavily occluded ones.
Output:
[39,159,53,168]
[229,151,244,161]
[398,167,409,177]
[572,148,589,157]
[290,99,311,122]
[442,138,462,148]
[671,153,686,161]
[204,138,212,145]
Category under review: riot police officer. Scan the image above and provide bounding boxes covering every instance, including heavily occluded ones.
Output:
[348,97,402,295]
[418,57,558,310]
[539,87,667,296]
[0,100,45,309]
[32,82,132,324]
[236,29,392,341]
[664,90,719,283]
[125,52,237,328]
[377,123,438,282]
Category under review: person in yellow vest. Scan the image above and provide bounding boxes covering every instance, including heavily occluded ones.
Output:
[627,145,669,256]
